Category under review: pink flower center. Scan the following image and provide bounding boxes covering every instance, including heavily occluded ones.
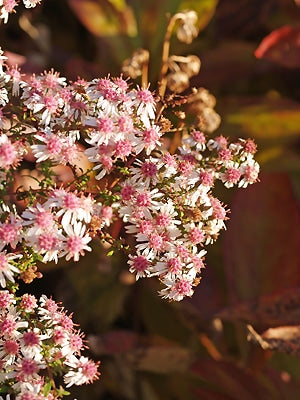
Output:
[192,256,205,272]
[21,358,38,375]
[23,331,39,346]
[175,278,192,295]
[244,165,258,182]
[225,168,241,184]
[114,77,128,91]
[0,141,17,167]
[70,334,83,351]
[35,210,54,228]
[67,236,84,253]
[143,128,159,145]
[98,117,114,134]
[45,298,58,313]
[97,78,112,91]
[149,233,163,250]
[43,95,58,113]
[177,245,189,258]
[218,148,231,161]
[163,153,177,167]
[210,198,226,220]
[4,339,19,354]
[179,160,193,175]
[156,213,171,227]
[60,314,73,330]
[53,327,65,344]
[0,316,16,335]
[114,140,132,158]
[81,360,99,381]
[103,88,118,101]
[100,155,113,171]
[0,223,19,243]
[0,291,12,308]
[63,193,81,210]
[244,139,257,154]
[3,0,17,12]
[137,89,153,104]
[118,116,133,132]
[167,257,181,274]
[44,73,60,89]
[101,206,113,220]
[46,135,63,154]
[132,256,149,272]
[141,161,157,178]
[20,294,37,311]
[20,393,36,400]
[192,130,205,143]
[121,185,135,201]
[199,171,214,186]
[189,227,204,244]
[215,136,228,148]
[136,192,151,207]
[139,220,154,235]
[38,233,57,251]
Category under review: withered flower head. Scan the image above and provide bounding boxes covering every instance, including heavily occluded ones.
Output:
[166,71,189,93]
[122,48,149,79]
[175,10,198,44]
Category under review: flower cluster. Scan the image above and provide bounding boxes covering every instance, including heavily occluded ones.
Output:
[0,291,100,399]
[0,51,259,302]
[0,0,42,24]
[119,133,259,300]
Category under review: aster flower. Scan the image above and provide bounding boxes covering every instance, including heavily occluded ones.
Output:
[0,251,21,288]
[64,356,100,387]
[62,221,92,262]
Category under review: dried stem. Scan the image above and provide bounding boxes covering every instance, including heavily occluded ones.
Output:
[159,14,177,98]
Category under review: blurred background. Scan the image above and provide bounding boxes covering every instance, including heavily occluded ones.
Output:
[2,0,300,399]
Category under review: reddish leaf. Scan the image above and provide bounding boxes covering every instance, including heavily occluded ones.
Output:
[217,287,300,329]
[88,330,139,355]
[223,173,300,304]
[248,325,300,356]
[255,25,300,68]
[191,358,278,400]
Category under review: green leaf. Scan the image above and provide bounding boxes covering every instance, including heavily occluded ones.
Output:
[68,0,137,36]
[178,0,218,32]
[43,380,52,397]
[221,96,300,142]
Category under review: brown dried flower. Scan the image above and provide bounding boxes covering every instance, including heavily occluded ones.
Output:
[122,48,149,79]
[166,71,189,93]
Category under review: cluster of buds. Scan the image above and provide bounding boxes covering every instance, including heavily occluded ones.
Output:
[0,0,41,24]
[0,291,100,399]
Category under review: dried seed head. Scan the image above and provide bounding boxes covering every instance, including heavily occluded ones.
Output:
[187,87,216,110]
[166,71,189,93]
[159,116,173,132]
[122,48,149,79]
[20,265,42,284]
[175,10,199,44]
[180,55,201,77]
[196,107,221,133]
